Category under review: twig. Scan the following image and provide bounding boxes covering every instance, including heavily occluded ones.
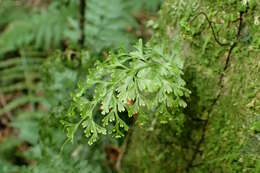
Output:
[223,11,244,71]
[190,12,230,47]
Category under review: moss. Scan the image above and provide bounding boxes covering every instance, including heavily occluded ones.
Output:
[123,0,260,172]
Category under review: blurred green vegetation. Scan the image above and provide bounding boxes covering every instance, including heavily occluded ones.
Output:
[0,0,161,172]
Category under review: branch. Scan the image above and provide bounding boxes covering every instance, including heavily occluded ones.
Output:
[190,12,230,47]
[223,11,244,71]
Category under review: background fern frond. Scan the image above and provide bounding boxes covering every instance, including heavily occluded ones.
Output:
[0,55,48,117]
[83,0,138,53]
[0,0,30,27]
[0,4,75,54]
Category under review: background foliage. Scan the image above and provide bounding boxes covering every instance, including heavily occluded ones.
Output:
[0,0,162,172]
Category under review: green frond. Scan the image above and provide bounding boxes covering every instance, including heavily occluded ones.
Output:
[0,57,44,68]
[0,56,47,117]
[64,40,190,145]
[0,2,75,54]
[0,82,31,93]
[0,96,49,117]
[84,0,137,53]
[0,0,30,26]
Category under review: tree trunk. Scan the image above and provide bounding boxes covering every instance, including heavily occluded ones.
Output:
[123,0,260,172]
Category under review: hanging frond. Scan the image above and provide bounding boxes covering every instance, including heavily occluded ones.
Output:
[64,40,190,145]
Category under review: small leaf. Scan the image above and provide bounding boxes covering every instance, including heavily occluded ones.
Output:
[101,90,113,114]
[117,101,125,112]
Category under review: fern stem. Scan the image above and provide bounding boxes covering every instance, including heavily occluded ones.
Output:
[79,0,86,47]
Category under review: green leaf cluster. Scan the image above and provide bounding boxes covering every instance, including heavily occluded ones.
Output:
[64,40,190,145]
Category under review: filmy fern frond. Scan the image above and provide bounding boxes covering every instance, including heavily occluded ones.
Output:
[64,40,190,145]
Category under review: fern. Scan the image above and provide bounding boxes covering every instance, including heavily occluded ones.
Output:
[0,0,142,55]
[83,0,137,52]
[0,0,165,171]
[0,54,48,118]
[0,2,76,54]
[63,40,190,145]
[0,0,29,26]
[66,0,140,52]
[0,49,113,172]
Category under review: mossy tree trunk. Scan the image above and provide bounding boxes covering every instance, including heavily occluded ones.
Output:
[123,0,260,172]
